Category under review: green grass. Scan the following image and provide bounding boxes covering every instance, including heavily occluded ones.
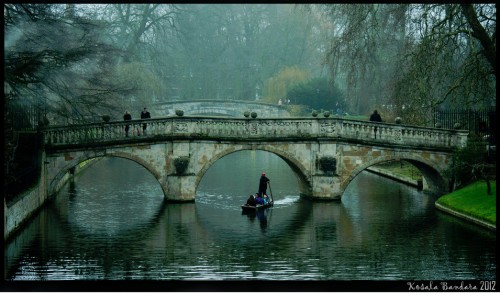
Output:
[436,180,496,225]
[344,114,368,120]
[375,161,421,181]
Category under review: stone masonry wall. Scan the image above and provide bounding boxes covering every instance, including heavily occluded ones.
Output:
[4,157,97,240]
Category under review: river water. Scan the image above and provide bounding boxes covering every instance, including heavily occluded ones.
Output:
[3,151,496,283]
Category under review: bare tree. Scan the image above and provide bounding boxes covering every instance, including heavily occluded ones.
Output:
[316,4,495,123]
[91,4,182,108]
[4,4,132,124]
[4,3,136,196]
[171,4,323,101]
[102,4,181,64]
[391,4,496,125]
[317,4,408,116]
[460,4,496,76]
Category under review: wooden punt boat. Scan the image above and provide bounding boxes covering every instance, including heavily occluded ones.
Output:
[241,201,273,213]
[242,182,274,213]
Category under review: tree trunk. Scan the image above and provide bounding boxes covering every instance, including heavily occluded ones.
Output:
[485,178,491,195]
[460,4,496,76]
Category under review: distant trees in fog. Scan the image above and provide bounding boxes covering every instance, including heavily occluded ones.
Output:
[5,3,495,125]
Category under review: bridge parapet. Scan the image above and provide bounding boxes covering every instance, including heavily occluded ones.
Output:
[43,117,467,150]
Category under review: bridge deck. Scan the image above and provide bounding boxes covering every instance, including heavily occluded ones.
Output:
[43,117,467,152]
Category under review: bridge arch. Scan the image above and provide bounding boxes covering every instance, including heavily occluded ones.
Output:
[107,152,163,181]
[194,146,312,197]
[344,153,449,197]
[195,146,250,190]
[47,153,164,198]
[48,161,78,198]
[258,145,312,196]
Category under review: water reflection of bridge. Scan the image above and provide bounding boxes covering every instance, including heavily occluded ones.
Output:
[5,182,434,281]
[43,116,468,201]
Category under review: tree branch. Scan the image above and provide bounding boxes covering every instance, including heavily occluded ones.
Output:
[460,4,496,75]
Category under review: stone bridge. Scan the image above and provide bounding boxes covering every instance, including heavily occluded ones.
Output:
[42,116,468,201]
[153,99,290,118]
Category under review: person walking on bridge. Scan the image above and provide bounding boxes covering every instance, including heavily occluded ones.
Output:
[123,111,132,137]
[141,107,151,135]
[258,171,270,197]
[369,110,382,139]
[369,110,382,122]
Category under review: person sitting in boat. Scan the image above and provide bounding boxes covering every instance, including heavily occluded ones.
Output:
[246,194,256,206]
[262,194,268,205]
[255,194,264,205]
[263,194,270,204]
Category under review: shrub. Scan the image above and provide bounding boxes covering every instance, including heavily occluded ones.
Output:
[287,77,344,110]
[173,156,189,174]
[319,156,337,175]
[285,105,310,117]
[446,138,490,188]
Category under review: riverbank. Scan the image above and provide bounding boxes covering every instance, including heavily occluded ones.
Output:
[371,162,496,231]
[435,180,496,231]
[370,161,421,184]
[366,166,422,189]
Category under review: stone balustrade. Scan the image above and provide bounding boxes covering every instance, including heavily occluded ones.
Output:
[43,117,468,150]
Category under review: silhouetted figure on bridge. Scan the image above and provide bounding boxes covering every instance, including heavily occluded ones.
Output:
[123,111,132,137]
[141,107,151,135]
[369,110,382,122]
[369,110,382,139]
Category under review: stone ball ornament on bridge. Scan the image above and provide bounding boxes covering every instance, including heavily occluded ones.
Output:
[251,112,258,118]
[175,109,184,117]
[244,111,250,118]
[395,117,402,124]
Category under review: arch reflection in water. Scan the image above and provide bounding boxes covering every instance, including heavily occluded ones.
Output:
[62,157,165,236]
[4,152,496,280]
